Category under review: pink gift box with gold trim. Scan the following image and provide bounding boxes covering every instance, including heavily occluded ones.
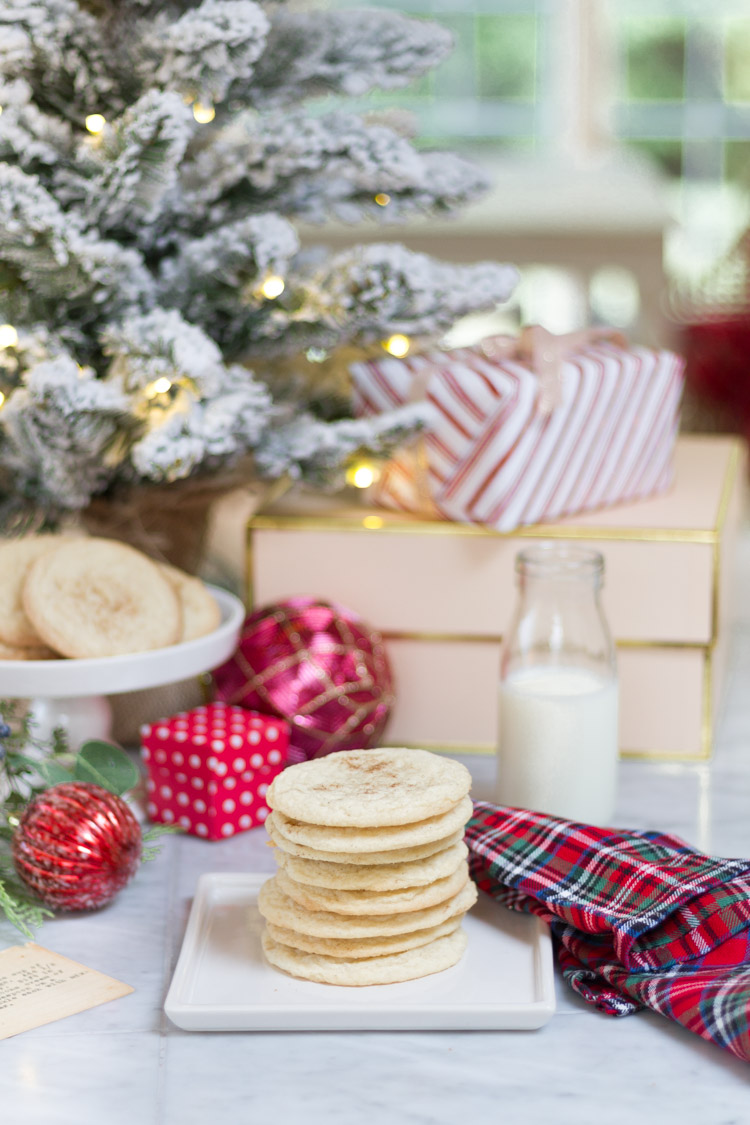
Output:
[244,436,744,762]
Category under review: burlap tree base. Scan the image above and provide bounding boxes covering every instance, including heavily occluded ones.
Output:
[109,677,209,748]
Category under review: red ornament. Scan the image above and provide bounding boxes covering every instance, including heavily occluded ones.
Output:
[12,782,142,911]
[681,316,750,436]
[212,597,395,761]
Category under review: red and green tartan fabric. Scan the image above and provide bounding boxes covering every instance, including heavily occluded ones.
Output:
[466,801,750,1063]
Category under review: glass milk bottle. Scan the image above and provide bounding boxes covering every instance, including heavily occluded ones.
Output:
[496,544,619,824]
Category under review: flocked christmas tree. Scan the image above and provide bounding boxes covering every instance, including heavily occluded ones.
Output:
[0,0,518,534]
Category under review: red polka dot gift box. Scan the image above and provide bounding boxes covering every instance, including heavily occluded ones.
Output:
[140,704,290,840]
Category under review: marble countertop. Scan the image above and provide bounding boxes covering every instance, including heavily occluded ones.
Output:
[4,632,750,1123]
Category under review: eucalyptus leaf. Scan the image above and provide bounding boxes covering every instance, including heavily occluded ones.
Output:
[5,753,45,773]
[74,741,140,796]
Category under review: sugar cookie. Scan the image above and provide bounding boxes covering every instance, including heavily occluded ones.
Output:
[159,562,221,642]
[0,535,74,647]
[262,927,467,986]
[276,861,469,916]
[266,747,472,828]
[23,538,182,657]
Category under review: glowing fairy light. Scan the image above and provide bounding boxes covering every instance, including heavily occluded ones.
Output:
[345,460,379,489]
[85,113,106,135]
[0,324,18,349]
[260,275,286,300]
[374,193,391,207]
[350,464,376,489]
[383,333,410,358]
[192,101,216,124]
[145,377,173,398]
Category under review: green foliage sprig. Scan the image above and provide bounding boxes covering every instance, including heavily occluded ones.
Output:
[0,700,171,938]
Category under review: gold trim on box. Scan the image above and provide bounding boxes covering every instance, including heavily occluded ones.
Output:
[249,513,718,545]
[710,441,742,645]
[380,630,715,652]
[713,440,742,536]
[701,646,713,760]
[383,742,711,762]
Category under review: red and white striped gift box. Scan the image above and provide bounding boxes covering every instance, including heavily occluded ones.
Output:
[350,333,685,532]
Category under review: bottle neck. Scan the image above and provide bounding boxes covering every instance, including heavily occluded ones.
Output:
[517,571,602,605]
[503,564,615,677]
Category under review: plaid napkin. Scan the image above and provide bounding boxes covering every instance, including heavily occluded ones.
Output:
[466,801,750,1063]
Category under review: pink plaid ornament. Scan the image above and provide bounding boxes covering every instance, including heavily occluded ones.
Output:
[212,598,394,762]
[141,703,289,840]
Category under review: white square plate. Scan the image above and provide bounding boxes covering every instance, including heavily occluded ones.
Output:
[165,873,556,1031]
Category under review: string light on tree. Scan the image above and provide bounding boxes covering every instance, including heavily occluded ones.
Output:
[145,377,172,399]
[345,459,380,489]
[0,324,18,350]
[259,275,285,300]
[383,333,411,358]
[192,101,216,124]
[85,113,106,135]
[374,193,391,207]
[144,376,173,399]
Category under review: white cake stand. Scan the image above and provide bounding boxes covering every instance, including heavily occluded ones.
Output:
[0,586,246,746]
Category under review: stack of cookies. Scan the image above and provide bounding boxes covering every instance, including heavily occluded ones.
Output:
[0,535,220,659]
[258,747,478,987]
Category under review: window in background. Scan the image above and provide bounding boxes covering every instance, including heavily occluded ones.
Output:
[612,5,750,187]
[334,1,750,184]
[333,0,550,154]
[609,2,750,293]
[332,0,750,294]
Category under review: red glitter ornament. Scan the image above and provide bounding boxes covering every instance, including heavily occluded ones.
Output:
[12,782,142,911]
[212,597,395,761]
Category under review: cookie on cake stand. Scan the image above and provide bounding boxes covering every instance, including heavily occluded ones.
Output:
[0,585,245,746]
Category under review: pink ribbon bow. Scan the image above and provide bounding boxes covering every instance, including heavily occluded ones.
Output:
[480,325,628,414]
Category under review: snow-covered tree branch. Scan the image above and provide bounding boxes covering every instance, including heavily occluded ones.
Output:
[0,0,518,527]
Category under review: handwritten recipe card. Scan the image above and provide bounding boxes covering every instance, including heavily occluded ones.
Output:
[0,943,133,1038]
